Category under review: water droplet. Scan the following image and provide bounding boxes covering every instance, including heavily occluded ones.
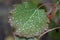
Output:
[31,20,33,21]
[36,25,38,27]
[33,16,34,17]
[19,29,21,31]
[22,29,24,30]
[30,17,31,18]
[30,26,32,27]
[17,23,19,24]
[16,20,18,23]
[12,17,14,19]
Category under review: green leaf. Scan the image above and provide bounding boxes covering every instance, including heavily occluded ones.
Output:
[11,2,49,37]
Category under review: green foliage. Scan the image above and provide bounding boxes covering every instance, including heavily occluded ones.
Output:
[56,6,60,20]
[10,0,60,40]
[51,0,58,4]
[49,20,57,28]
[48,29,60,40]
[11,1,48,37]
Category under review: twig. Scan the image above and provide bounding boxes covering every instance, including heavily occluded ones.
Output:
[39,27,60,38]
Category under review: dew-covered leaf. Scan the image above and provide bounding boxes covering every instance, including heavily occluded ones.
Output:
[10,2,49,37]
